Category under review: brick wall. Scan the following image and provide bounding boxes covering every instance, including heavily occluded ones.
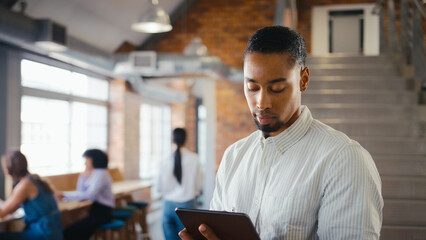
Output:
[169,80,197,152]
[155,0,277,68]
[215,80,257,167]
[155,0,277,165]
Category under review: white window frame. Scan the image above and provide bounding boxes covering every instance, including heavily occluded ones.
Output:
[139,99,172,180]
[19,53,110,176]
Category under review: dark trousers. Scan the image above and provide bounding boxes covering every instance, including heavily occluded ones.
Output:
[63,201,113,240]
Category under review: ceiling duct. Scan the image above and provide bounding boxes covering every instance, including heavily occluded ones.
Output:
[35,19,67,52]
[114,52,243,82]
[128,76,188,103]
[0,6,116,78]
[0,0,19,9]
[114,51,244,102]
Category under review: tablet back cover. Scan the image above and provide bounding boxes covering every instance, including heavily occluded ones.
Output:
[175,208,260,240]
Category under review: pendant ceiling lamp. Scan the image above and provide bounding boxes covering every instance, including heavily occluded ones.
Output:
[131,0,173,33]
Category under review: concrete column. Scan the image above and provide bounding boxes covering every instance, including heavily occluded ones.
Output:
[0,48,7,199]
[123,91,141,179]
[0,46,22,198]
[108,79,142,179]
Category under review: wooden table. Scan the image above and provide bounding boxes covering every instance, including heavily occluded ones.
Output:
[58,200,93,228]
[112,179,152,197]
[112,179,152,206]
[0,179,152,231]
[0,208,24,225]
[58,200,92,212]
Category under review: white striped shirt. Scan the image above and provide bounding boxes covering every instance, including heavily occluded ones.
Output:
[210,106,383,240]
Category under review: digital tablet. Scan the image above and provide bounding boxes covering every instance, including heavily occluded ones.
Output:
[175,208,260,240]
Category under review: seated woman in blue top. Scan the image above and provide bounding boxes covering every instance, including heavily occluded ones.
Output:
[0,150,62,240]
[56,149,114,240]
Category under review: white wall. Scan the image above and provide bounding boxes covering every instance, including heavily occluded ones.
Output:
[312,3,379,56]
[191,78,216,209]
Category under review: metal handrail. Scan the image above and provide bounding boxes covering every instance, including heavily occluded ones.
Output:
[374,0,426,90]
[412,0,426,20]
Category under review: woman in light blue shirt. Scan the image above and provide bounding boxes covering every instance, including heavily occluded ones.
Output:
[57,149,114,240]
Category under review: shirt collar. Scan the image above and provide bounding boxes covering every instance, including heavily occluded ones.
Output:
[259,105,313,154]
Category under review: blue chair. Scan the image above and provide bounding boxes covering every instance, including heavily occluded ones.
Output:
[128,201,148,208]
[94,219,126,240]
[113,210,136,240]
[128,201,150,240]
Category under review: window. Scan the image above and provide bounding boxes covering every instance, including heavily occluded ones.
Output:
[20,59,109,176]
[21,60,108,101]
[140,103,171,179]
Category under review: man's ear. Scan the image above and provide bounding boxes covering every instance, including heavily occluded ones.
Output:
[300,67,309,92]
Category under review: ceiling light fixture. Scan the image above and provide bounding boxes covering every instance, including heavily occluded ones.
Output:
[131,0,172,33]
[183,37,208,56]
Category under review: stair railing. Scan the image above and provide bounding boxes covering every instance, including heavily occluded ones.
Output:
[375,0,426,90]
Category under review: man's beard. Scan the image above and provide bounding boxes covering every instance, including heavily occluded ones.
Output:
[254,118,284,137]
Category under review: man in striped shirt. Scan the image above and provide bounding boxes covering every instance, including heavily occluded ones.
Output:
[180,26,383,240]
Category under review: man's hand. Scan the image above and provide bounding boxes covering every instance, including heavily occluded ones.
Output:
[179,224,221,240]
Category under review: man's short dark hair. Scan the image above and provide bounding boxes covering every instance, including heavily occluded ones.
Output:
[244,26,307,67]
[83,149,108,169]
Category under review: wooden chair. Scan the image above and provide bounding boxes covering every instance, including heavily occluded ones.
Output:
[43,172,80,191]
[108,167,125,182]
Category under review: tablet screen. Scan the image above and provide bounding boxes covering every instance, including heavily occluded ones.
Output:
[175,208,260,240]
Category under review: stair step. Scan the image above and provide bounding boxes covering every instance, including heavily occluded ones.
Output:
[303,90,418,105]
[309,64,399,76]
[321,120,426,137]
[353,137,426,155]
[382,177,426,200]
[381,226,426,240]
[311,75,405,81]
[383,199,426,226]
[307,55,397,65]
[308,78,408,90]
[309,104,425,120]
[305,54,426,235]
[374,155,426,177]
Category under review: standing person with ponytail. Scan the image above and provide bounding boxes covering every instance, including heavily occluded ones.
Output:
[0,150,62,240]
[155,128,203,240]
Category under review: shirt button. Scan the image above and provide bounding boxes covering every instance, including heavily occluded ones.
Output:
[255,199,259,205]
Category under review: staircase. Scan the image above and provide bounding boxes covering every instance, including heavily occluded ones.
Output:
[304,54,426,240]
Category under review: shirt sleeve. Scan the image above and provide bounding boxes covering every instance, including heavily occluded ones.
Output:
[63,171,106,201]
[317,143,383,239]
